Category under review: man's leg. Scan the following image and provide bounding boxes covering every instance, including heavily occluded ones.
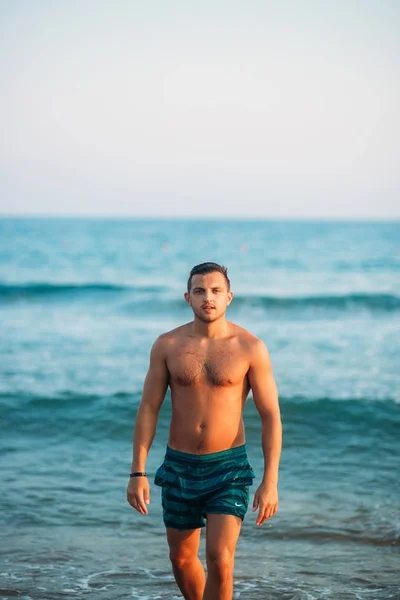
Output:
[167,527,206,600]
[203,514,242,600]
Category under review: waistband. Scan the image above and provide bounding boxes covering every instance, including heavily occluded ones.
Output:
[165,444,247,464]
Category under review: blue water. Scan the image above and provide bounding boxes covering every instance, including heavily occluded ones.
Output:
[1,217,399,600]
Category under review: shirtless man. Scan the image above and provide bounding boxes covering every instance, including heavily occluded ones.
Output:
[127,262,282,600]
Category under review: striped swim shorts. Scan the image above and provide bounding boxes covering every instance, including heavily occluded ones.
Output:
[154,444,255,530]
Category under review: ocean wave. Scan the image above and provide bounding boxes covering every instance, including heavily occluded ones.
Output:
[0,282,163,301]
[1,390,398,406]
[2,391,398,444]
[1,282,398,313]
[122,292,400,316]
[232,292,400,312]
[264,525,399,546]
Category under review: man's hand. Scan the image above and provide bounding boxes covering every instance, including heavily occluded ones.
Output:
[127,477,150,515]
[252,481,278,526]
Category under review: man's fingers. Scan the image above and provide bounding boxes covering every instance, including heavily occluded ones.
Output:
[135,492,148,514]
[252,493,259,512]
[256,508,265,525]
[256,508,269,526]
[127,492,148,514]
[256,503,278,525]
[127,480,150,514]
[135,497,146,514]
[127,493,139,511]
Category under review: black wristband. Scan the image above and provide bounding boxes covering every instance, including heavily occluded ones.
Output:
[130,472,147,478]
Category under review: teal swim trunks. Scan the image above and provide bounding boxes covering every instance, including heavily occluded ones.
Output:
[154,444,255,530]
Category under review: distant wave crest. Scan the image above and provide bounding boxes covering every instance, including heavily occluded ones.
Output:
[233,292,400,311]
[0,282,162,300]
[1,392,399,450]
[1,390,397,404]
[266,524,399,546]
[1,282,398,313]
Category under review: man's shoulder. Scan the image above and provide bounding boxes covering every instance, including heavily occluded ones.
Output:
[229,322,267,353]
[153,323,192,347]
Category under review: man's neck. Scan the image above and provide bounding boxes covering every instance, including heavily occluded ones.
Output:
[192,316,229,339]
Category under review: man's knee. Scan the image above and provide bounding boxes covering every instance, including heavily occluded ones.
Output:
[206,550,234,581]
[169,548,196,573]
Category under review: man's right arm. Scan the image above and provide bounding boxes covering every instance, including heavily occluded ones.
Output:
[127,335,169,514]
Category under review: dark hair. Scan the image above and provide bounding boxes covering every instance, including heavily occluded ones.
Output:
[187,262,230,292]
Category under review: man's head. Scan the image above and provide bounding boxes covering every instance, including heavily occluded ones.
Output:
[187,262,230,293]
[184,262,233,323]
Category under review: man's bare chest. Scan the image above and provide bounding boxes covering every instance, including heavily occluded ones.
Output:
[167,343,249,388]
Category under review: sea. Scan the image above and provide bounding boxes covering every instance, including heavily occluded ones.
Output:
[1,217,399,600]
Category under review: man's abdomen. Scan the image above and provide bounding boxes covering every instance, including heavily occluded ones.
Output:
[168,390,246,454]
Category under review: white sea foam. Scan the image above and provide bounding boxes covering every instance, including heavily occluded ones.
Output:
[139,567,174,580]
[131,587,162,600]
[77,568,120,590]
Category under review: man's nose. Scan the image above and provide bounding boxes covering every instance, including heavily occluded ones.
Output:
[204,290,213,302]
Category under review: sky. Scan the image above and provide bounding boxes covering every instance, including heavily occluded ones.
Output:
[1,0,399,219]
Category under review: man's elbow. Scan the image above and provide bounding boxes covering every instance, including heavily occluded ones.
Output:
[137,398,163,418]
[260,407,282,426]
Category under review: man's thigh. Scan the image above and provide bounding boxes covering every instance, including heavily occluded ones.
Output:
[166,527,202,561]
[205,514,242,561]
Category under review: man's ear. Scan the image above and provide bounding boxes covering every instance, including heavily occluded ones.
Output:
[227,291,234,306]
[184,292,191,305]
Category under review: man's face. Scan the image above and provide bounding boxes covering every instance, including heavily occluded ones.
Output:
[184,272,233,323]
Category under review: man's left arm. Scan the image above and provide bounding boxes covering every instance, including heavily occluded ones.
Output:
[248,338,282,526]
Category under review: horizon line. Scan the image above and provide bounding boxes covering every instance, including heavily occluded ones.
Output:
[0,213,399,224]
